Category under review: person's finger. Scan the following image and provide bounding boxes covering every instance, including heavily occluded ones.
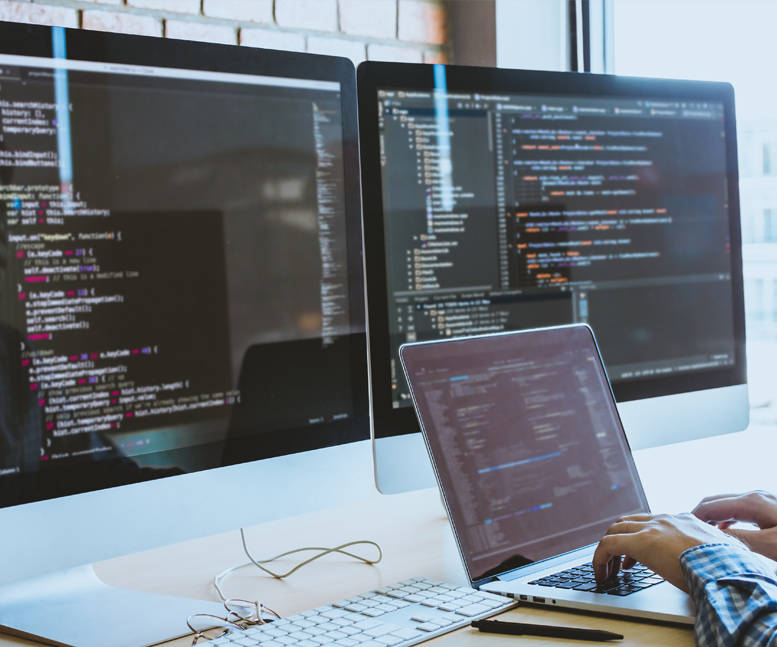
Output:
[605,520,649,537]
[593,535,636,582]
[693,492,777,528]
[616,514,654,523]
[622,555,637,570]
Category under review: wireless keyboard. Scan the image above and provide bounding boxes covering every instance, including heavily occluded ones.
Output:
[207,577,516,646]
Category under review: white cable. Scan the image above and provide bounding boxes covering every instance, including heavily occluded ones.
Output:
[213,530,383,603]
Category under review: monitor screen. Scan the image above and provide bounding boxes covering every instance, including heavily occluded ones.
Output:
[400,326,649,582]
[357,63,745,446]
[0,28,368,508]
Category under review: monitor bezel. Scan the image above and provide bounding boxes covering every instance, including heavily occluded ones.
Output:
[0,21,370,505]
[357,61,746,441]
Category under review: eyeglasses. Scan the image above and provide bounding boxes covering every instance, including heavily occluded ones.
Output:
[187,598,281,644]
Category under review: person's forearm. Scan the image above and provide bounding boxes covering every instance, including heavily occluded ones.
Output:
[681,543,777,646]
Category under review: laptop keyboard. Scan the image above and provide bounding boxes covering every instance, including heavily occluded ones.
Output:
[527,563,665,597]
[206,577,515,646]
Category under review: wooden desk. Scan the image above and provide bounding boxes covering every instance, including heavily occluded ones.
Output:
[2,423,775,647]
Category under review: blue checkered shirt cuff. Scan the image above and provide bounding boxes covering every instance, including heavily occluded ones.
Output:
[681,543,777,646]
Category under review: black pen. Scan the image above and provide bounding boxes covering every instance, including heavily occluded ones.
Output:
[471,619,623,641]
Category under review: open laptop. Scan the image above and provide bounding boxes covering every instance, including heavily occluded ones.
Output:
[399,324,694,624]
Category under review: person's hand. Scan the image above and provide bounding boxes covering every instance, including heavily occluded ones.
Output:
[693,491,777,562]
[592,512,743,592]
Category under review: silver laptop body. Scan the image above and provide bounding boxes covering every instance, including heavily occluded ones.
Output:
[399,324,694,624]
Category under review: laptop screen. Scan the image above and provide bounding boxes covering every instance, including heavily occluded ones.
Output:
[400,325,650,583]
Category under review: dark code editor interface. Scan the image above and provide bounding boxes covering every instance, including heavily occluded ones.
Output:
[380,88,736,409]
[403,328,648,581]
[0,55,354,503]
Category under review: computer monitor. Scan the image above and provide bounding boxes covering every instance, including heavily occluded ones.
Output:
[357,62,748,494]
[0,22,370,647]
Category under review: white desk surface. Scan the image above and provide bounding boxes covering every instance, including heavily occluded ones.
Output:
[0,423,774,647]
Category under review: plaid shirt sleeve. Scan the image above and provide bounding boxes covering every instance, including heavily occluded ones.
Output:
[681,543,777,647]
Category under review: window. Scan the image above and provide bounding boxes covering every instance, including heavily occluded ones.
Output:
[766,143,777,176]
[613,0,777,409]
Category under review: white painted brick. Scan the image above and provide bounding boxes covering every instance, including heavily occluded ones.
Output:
[128,0,201,14]
[276,0,338,33]
[339,0,396,40]
[398,0,446,45]
[83,10,163,37]
[240,28,305,52]
[203,0,273,24]
[0,1,78,28]
[307,36,365,66]
[423,50,447,64]
[165,20,237,44]
[368,43,422,63]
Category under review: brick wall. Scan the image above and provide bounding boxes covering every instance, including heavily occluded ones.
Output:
[0,0,449,65]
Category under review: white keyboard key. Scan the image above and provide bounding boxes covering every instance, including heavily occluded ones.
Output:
[210,638,232,646]
[288,615,304,622]
[477,591,512,604]
[297,642,318,647]
[400,579,417,586]
[429,618,454,627]
[375,605,397,613]
[353,619,382,631]
[410,614,433,623]
[363,624,401,638]
[331,602,351,609]
[455,603,490,617]
[310,637,334,645]
[304,628,326,637]
[374,588,392,595]
[276,621,293,628]
[445,590,466,599]
[412,582,433,590]
[263,641,285,647]
[325,631,347,640]
[276,637,297,645]
[249,633,271,643]
[296,621,315,629]
[436,603,462,612]
[290,632,313,641]
[390,628,423,641]
[435,594,455,602]
[361,609,384,617]
[385,591,405,599]
[427,587,447,594]
[456,588,474,595]
[335,640,358,647]
[316,606,334,613]
[419,599,437,607]
[403,595,424,603]
[347,597,364,603]
[333,618,355,627]
[425,579,445,586]
[360,641,385,647]
[310,617,330,625]
[375,636,402,646]
[345,604,366,613]
[416,623,438,632]
[348,635,370,644]
[232,639,257,647]
[301,611,317,618]
[477,599,503,609]
[359,600,379,608]
[319,623,340,632]
[391,601,410,609]
[339,627,360,635]
[460,596,482,604]
[265,629,289,637]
